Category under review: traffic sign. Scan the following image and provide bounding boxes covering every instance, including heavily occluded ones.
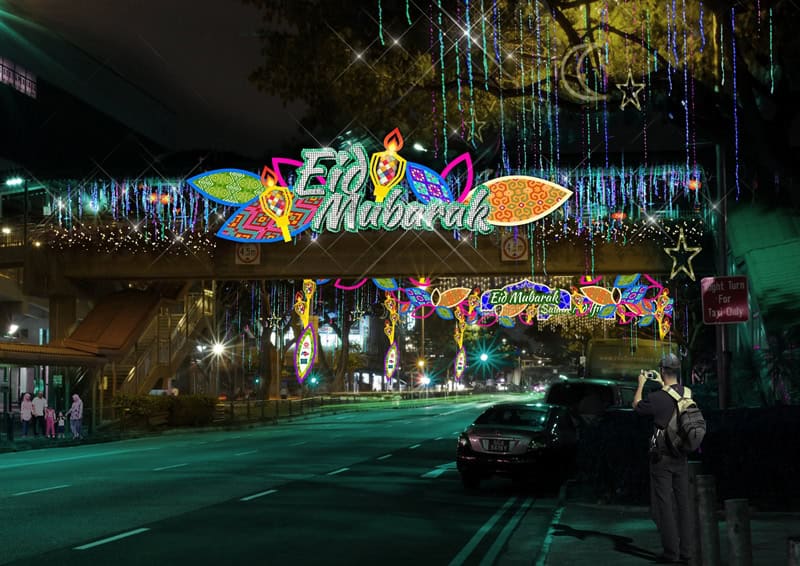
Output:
[235,243,261,265]
[701,276,749,324]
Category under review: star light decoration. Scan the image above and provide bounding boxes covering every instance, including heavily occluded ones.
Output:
[663,228,702,281]
[616,69,645,111]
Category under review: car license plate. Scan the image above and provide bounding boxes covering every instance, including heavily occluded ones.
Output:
[488,439,509,452]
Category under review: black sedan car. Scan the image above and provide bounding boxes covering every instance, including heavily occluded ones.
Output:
[456,402,578,489]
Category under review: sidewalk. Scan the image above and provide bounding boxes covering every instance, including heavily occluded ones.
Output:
[541,500,800,565]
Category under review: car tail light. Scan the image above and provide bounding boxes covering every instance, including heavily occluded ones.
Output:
[528,439,545,450]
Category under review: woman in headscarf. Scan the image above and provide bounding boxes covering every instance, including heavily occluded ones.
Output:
[20,393,33,437]
[66,393,84,439]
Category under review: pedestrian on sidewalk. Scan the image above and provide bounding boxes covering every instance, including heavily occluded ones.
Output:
[66,394,84,439]
[56,411,66,439]
[20,393,33,437]
[32,391,47,436]
[44,405,56,438]
[633,353,693,564]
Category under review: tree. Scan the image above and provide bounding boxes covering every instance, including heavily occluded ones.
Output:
[248,0,799,201]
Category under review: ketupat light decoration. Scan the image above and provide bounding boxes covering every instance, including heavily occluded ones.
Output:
[382,291,400,384]
[369,128,408,203]
[258,166,294,242]
[664,228,702,280]
[453,308,467,381]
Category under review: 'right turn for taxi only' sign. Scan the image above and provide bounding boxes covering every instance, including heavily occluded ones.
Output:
[700,276,750,324]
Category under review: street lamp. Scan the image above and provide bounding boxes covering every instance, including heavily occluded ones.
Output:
[212,341,225,396]
[5,177,27,250]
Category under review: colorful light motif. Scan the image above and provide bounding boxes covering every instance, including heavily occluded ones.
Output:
[258,166,294,242]
[369,129,408,203]
[476,176,573,226]
[384,342,399,381]
[294,324,317,383]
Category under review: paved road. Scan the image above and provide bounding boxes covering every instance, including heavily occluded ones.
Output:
[0,395,559,565]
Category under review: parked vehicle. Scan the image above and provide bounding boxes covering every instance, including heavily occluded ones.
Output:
[544,377,640,424]
[456,402,578,489]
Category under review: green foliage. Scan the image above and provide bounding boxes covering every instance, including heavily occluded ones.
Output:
[113,394,217,426]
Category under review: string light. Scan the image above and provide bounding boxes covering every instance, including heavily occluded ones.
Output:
[464,0,477,144]
[731,7,740,199]
[378,0,385,46]
[769,7,774,94]
[437,0,448,158]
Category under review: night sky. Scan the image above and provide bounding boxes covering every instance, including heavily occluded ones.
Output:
[9,0,305,158]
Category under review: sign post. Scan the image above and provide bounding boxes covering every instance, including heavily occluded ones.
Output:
[701,276,749,325]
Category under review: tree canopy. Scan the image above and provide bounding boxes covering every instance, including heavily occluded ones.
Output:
[247,0,799,202]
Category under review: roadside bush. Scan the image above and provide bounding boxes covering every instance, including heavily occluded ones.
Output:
[112,394,216,427]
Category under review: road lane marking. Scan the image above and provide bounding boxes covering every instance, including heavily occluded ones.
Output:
[377,454,392,460]
[0,447,161,470]
[448,497,517,566]
[480,497,533,565]
[240,489,278,502]
[12,484,70,497]
[421,462,457,478]
[326,467,350,476]
[289,441,307,446]
[435,437,443,440]
[74,528,150,550]
[153,463,188,471]
[235,450,257,456]
[409,444,421,449]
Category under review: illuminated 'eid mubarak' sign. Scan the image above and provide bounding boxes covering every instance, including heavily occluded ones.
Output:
[187,129,572,243]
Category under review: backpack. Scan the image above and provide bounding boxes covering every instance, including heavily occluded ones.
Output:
[662,386,706,456]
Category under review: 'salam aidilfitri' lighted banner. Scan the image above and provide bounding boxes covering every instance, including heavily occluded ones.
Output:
[187,129,573,243]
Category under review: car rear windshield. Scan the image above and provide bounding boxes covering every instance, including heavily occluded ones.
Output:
[474,407,549,429]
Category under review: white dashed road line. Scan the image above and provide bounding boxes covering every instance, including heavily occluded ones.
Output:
[12,484,71,496]
[421,462,457,478]
[74,528,150,551]
[289,441,307,446]
[153,463,188,471]
[326,467,350,476]
[409,444,421,449]
[377,454,392,460]
[235,450,257,456]
[240,489,278,502]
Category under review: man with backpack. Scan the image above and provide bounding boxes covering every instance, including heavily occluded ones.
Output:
[633,353,698,564]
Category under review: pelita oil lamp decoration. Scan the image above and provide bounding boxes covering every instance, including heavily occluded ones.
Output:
[369,128,408,203]
[258,165,294,242]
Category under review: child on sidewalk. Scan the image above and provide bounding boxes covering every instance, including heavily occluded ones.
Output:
[56,411,66,439]
[45,406,56,438]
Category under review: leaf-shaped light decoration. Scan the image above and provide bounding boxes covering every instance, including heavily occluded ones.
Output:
[436,306,454,320]
[216,194,322,243]
[373,278,399,291]
[613,273,641,288]
[334,279,368,291]
[480,176,573,226]
[431,287,472,308]
[498,316,515,328]
[405,162,454,204]
[294,325,317,383]
[580,285,617,305]
[439,152,474,203]
[187,169,264,205]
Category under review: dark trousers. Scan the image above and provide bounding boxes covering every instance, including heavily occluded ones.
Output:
[649,452,693,559]
[33,415,45,435]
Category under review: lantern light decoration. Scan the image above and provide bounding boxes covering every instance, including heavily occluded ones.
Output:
[688,178,702,191]
[258,166,294,242]
[369,128,408,203]
[610,211,627,221]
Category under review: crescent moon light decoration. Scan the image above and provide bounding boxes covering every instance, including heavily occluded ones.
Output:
[559,43,610,104]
